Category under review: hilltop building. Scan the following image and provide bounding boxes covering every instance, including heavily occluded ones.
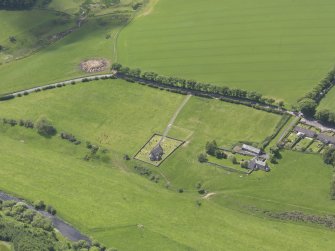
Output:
[149,144,164,161]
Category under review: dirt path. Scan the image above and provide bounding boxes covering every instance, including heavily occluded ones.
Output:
[203,192,217,199]
[159,94,192,143]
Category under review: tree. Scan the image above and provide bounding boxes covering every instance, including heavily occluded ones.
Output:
[298,98,317,117]
[323,146,335,166]
[35,118,56,136]
[198,153,208,163]
[215,150,226,159]
[240,160,249,169]
[229,155,237,164]
[205,140,217,156]
[315,109,331,124]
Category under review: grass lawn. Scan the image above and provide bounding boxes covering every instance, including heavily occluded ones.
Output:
[0,242,12,251]
[0,121,335,250]
[47,0,85,14]
[118,0,335,104]
[318,87,335,112]
[0,14,124,95]
[0,10,74,64]
[134,134,184,166]
[0,81,334,249]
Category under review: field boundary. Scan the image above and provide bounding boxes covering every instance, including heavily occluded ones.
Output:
[134,133,185,167]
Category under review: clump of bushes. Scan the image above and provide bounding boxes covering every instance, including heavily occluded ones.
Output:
[35,117,57,137]
[134,165,160,183]
[60,132,81,145]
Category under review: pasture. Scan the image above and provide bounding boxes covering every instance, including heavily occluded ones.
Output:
[0,10,74,64]
[318,87,335,112]
[0,80,334,249]
[0,14,120,95]
[118,0,335,104]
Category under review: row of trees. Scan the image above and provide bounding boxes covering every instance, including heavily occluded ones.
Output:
[0,0,37,10]
[298,69,335,124]
[112,63,284,107]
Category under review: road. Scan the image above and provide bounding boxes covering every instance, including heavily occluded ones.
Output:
[9,73,116,97]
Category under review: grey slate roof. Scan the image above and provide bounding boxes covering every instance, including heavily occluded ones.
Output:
[293,126,316,138]
[242,144,261,155]
[149,144,164,161]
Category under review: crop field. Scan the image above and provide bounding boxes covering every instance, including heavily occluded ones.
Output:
[118,0,335,104]
[134,134,184,166]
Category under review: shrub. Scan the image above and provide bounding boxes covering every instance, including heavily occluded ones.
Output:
[178,188,184,193]
[198,153,208,163]
[0,95,15,101]
[23,91,29,96]
[33,200,46,210]
[229,155,238,164]
[46,205,56,215]
[71,81,76,85]
[36,118,56,137]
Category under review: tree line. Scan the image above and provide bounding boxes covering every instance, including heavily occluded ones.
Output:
[0,0,37,10]
[112,63,285,108]
[298,69,335,125]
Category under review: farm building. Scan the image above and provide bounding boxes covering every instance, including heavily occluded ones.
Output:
[149,144,164,161]
[242,144,261,155]
[293,126,316,138]
[317,133,335,145]
[248,157,270,172]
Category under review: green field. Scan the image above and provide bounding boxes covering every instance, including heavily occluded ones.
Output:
[318,87,335,112]
[1,1,335,250]
[135,134,183,166]
[0,10,74,64]
[0,15,119,95]
[3,80,331,250]
[118,0,335,104]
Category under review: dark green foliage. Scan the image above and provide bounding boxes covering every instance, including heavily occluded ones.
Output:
[215,150,227,159]
[60,132,80,145]
[298,98,317,117]
[240,160,249,169]
[0,95,14,101]
[123,154,130,160]
[206,140,217,156]
[115,64,282,108]
[331,176,335,200]
[36,118,57,137]
[323,146,335,166]
[198,153,208,163]
[46,205,56,215]
[0,0,37,10]
[178,188,184,193]
[34,200,46,210]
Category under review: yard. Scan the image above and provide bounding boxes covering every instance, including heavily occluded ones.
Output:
[293,137,313,152]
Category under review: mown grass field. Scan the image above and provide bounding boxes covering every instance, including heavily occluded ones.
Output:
[0,80,334,249]
[118,0,335,104]
[318,87,335,112]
